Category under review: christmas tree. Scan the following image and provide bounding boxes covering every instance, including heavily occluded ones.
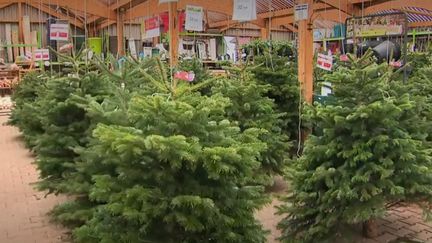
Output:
[9,72,48,148]
[249,44,300,143]
[70,68,270,242]
[278,51,432,242]
[212,63,290,177]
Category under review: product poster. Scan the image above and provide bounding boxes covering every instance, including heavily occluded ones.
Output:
[185,5,204,32]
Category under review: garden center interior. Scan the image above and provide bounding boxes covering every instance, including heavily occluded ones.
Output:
[1,0,432,242]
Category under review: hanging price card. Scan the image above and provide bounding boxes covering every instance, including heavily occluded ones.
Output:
[317,53,333,71]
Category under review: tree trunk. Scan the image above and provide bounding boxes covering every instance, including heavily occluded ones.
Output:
[363,219,379,238]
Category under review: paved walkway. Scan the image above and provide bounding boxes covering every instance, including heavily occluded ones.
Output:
[0,115,69,243]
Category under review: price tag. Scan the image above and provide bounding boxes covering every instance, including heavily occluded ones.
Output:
[340,54,349,62]
[317,53,333,71]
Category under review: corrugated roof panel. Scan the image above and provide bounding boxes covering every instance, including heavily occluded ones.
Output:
[372,7,432,23]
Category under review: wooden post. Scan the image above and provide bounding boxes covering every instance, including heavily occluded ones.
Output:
[297,0,314,104]
[5,24,13,63]
[18,2,23,41]
[260,28,268,40]
[18,2,24,56]
[267,18,272,40]
[169,2,179,67]
[117,8,125,56]
[261,19,271,40]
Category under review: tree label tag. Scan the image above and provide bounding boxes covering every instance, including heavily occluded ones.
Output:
[317,53,333,71]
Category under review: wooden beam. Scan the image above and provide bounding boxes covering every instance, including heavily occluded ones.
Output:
[266,18,272,39]
[169,2,179,66]
[298,0,314,104]
[271,16,295,28]
[283,23,298,32]
[5,24,12,62]
[117,9,125,56]
[26,2,84,28]
[66,8,85,22]
[313,9,350,23]
[260,27,268,39]
[86,16,102,25]
[124,0,234,21]
[0,0,117,20]
[0,3,12,9]
[110,0,132,10]
[99,20,116,29]
[319,0,353,15]
[18,2,23,42]
[365,0,432,15]
[0,19,49,23]
[22,15,31,55]
[409,21,432,28]
[209,18,266,28]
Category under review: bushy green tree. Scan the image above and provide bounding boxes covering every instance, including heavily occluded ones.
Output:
[252,55,300,142]
[212,63,290,177]
[278,51,432,242]
[71,73,269,242]
[9,72,47,148]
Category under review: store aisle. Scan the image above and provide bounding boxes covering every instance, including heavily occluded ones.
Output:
[0,115,69,243]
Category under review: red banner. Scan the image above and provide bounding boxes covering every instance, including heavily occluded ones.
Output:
[159,12,186,33]
[145,17,159,31]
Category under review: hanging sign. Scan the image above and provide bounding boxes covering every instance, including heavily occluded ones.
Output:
[185,5,203,32]
[145,17,161,39]
[295,4,309,21]
[317,53,333,71]
[34,49,50,61]
[233,0,257,21]
[50,23,69,41]
[159,0,178,3]
[346,13,406,38]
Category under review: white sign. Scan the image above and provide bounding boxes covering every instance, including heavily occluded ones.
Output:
[50,23,69,41]
[159,0,178,3]
[185,5,204,32]
[317,53,333,71]
[233,0,257,21]
[295,4,309,21]
[34,49,50,61]
[128,39,137,58]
